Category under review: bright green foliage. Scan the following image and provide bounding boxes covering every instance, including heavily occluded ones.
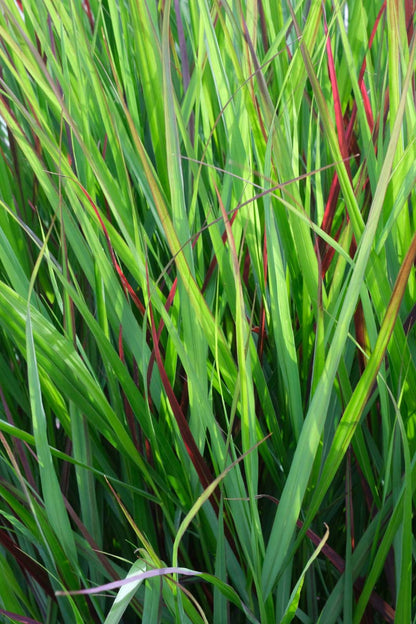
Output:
[0,0,415,622]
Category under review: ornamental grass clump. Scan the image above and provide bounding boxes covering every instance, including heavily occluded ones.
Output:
[0,0,415,622]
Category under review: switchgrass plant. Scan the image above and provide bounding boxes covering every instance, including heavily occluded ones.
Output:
[0,0,415,621]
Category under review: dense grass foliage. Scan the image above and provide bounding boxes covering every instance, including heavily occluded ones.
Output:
[0,0,415,621]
